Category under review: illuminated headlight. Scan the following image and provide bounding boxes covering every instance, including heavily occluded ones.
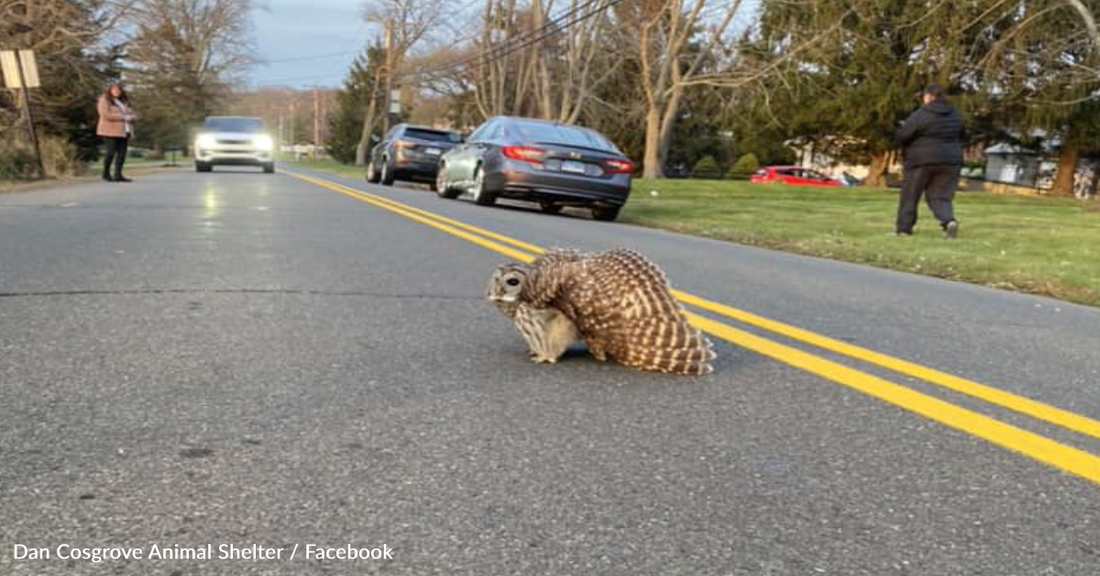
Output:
[253,134,274,150]
[195,134,216,149]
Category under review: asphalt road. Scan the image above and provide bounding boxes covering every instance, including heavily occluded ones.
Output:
[1,166,1098,576]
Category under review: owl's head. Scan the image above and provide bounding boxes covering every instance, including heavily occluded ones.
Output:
[486,263,530,317]
[486,263,529,302]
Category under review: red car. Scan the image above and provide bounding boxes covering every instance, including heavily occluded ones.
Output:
[751,166,842,187]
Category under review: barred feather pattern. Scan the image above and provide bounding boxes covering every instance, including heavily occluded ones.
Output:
[486,261,581,364]
[513,303,581,363]
[489,248,716,375]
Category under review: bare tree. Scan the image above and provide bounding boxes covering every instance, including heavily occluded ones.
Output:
[468,0,617,121]
[0,1,135,154]
[355,0,451,164]
[618,0,750,178]
[0,1,132,110]
[125,0,259,148]
[1065,0,1099,50]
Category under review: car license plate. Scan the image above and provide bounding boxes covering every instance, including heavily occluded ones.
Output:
[425,147,441,155]
[562,160,586,174]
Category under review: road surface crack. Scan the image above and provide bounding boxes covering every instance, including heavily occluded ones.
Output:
[0,288,478,300]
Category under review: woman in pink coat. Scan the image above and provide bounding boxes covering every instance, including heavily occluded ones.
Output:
[96,83,136,182]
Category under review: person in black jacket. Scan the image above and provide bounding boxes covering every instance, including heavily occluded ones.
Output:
[895,85,965,238]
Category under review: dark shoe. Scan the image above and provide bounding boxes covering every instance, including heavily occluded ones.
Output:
[102,174,115,182]
[944,220,959,239]
[114,176,132,183]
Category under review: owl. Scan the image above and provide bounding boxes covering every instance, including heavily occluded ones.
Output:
[485,248,716,375]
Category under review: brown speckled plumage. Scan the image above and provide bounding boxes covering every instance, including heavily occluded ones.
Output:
[486,248,715,375]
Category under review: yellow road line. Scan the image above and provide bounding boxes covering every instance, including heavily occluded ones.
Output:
[287,171,547,255]
[686,312,1100,485]
[287,171,535,263]
[284,169,1100,479]
[285,170,1100,443]
[671,290,1100,441]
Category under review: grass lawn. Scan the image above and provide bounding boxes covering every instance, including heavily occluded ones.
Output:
[624,179,1100,306]
[284,156,364,178]
[286,157,1100,307]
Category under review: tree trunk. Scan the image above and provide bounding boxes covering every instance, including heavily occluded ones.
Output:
[354,77,381,166]
[354,65,384,166]
[1049,142,1078,197]
[642,104,664,179]
[863,152,891,188]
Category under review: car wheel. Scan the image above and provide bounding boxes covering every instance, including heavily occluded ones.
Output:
[591,205,620,221]
[540,202,562,214]
[366,160,380,183]
[195,162,211,173]
[436,168,461,199]
[472,167,496,206]
[380,157,395,186]
[263,163,275,174]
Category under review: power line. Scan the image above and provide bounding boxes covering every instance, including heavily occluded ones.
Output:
[253,0,628,88]
[404,0,623,82]
[252,71,347,85]
[433,0,495,46]
[261,50,360,65]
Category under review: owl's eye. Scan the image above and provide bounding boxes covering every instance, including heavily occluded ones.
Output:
[505,278,521,287]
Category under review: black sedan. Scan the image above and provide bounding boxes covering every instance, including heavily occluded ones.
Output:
[366,124,462,188]
[435,117,633,221]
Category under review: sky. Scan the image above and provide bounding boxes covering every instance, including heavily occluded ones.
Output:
[249,0,374,89]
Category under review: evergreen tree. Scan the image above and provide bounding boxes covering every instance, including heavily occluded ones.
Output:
[328,45,385,164]
[691,156,722,179]
[976,0,1100,196]
[741,0,1009,186]
[726,153,760,180]
[0,1,126,161]
[125,0,258,151]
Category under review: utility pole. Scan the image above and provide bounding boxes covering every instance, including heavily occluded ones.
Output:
[382,18,395,134]
[319,92,326,148]
[289,101,296,143]
[313,88,320,156]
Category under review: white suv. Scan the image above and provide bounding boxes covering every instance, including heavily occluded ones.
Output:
[194,116,275,173]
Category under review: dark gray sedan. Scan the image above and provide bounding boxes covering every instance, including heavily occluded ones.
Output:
[435,117,634,221]
[366,124,462,188]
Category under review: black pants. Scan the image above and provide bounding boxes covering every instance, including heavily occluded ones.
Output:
[102,136,129,179]
[896,164,959,234]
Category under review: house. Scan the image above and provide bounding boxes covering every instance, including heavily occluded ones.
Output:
[983,140,1097,197]
[983,143,1046,187]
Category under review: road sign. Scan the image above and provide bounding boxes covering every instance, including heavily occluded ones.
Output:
[1,50,40,89]
[389,89,401,114]
[1,49,45,178]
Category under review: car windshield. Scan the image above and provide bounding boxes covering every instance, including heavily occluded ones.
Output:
[205,117,265,133]
[405,128,461,143]
[511,121,618,152]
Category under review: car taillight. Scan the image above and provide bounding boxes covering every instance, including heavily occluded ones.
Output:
[502,146,546,163]
[603,159,634,174]
[394,140,416,149]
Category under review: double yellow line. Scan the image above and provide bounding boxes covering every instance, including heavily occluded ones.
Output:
[284,170,1100,486]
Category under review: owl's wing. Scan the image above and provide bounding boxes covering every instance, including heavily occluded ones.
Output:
[520,249,587,309]
[583,250,716,375]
